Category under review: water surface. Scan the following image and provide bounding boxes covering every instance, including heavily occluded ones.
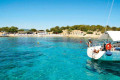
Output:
[0,37,120,80]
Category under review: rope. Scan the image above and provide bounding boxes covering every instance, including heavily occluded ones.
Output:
[105,0,115,31]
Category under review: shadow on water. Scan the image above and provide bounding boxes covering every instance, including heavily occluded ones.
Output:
[86,59,120,77]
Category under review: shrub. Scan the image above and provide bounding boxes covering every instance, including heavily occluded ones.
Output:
[87,32,93,34]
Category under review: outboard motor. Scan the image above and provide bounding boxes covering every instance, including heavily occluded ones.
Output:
[106,50,112,56]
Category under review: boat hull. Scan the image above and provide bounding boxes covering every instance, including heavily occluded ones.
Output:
[87,46,120,61]
[87,46,105,59]
[99,51,120,61]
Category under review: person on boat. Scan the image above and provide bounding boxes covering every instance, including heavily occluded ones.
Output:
[87,38,92,47]
[93,49,99,53]
[109,42,114,49]
[102,43,106,51]
[116,41,120,47]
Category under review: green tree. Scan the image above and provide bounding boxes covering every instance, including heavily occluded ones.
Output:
[91,25,96,31]
[50,26,62,34]
[96,25,104,31]
[66,25,70,29]
[18,29,24,31]
[39,30,44,31]
[105,25,111,31]
[60,26,66,30]
[117,27,120,31]
[46,29,50,32]
[111,27,117,31]
[1,27,9,32]
[8,26,18,33]
[0,28,2,32]
[29,28,37,32]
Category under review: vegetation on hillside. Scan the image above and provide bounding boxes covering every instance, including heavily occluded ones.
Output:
[46,25,120,34]
[0,26,38,33]
[0,26,18,33]
[29,28,37,32]
[0,25,120,34]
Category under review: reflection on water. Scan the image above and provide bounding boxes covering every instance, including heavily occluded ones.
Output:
[86,59,120,77]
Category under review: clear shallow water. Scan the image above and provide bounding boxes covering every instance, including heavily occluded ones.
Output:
[0,37,120,80]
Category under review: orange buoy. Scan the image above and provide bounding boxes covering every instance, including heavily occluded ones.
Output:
[106,43,112,50]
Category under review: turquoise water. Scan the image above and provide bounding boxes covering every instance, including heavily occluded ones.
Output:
[0,37,120,80]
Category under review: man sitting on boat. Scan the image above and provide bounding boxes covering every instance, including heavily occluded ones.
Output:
[94,42,113,53]
[93,49,99,53]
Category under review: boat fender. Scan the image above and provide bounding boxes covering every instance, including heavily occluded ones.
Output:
[106,43,112,50]
[106,50,112,56]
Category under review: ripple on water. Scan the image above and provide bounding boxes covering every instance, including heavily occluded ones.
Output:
[0,37,120,80]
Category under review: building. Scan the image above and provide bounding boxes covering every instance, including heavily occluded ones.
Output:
[70,30,84,35]
[62,30,68,35]
[0,32,8,36]
[47,32,53,35]
[18,31,27,34]
[93,31,102,35]
[61,30,87,36]
[37,30,46,35]
[0,32,3,36]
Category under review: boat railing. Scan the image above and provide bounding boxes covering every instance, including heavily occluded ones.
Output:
[91,43,103,47]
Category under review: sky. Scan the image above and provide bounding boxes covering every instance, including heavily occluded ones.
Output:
[0,0,120,30]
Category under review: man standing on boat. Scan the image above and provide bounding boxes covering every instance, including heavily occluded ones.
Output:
[87,38,92,47]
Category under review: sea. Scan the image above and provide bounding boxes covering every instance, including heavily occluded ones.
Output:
[0,37,120,80]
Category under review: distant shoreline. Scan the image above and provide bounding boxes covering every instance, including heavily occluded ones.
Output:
[0,36,9,37]
[0,34,101,38]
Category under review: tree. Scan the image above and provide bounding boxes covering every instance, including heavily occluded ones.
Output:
[46,29,50,32]
[39,30,44,31]
[8,26,18,33]
[18,29,24,31]
[0,28,2,32]
[105,25,111,31]
[117,27,120,31]
[50,26,62,34]
[66,25,70,29]
[91,25,96,31]
[111,27,117,31]
[29,28,37,32]
[1,27,9,32]
[60,26,66,30]
[96,25,104,31]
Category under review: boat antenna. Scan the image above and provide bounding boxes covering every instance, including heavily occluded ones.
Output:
[105,0,114,31]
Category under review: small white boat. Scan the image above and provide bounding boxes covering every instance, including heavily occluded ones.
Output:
[87,31,120,61]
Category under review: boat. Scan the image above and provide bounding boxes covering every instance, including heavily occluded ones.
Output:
[87,31,120,61]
